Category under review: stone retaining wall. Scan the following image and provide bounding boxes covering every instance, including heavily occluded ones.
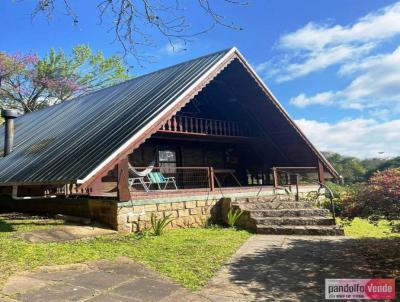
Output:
[0,185,321,233]
[116,198,220,233]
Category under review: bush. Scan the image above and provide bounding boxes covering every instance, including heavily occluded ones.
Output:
[325,181,348,198]
[304,182,357,216]
[340,168,400,220]
[364,168,400,219]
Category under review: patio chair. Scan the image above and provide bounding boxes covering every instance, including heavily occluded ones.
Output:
[128,162,154,192]
[147,172,178,190]
[128,177,150,192]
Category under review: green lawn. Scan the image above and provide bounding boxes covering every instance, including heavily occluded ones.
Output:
[339,217,400,238]
[0,214,251,290]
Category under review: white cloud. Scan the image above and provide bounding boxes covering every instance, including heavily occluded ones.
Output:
[295,118,400,158]
[164,41,187,54]
[257,2,400,82]
[275,43,375,82]
[290,92,336,107]
[289,47,400,113]
[280,3,400,50]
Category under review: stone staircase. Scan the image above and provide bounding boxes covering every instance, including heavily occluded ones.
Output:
[224,196,344,236]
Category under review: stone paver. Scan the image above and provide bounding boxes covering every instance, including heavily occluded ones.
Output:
[200,235,372,302]
[19,224,116,243]
[1,257,205,302]
[1,236,375,302]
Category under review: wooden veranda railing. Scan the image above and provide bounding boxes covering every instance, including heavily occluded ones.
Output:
[159,115,256,137]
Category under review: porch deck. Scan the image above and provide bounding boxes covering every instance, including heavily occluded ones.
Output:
[73,165,325,201]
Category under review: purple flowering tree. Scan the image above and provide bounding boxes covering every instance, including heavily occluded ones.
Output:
[0,45,129,114]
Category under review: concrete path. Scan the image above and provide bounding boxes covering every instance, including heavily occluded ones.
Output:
[1,235,373,302]
[200,235,372,301]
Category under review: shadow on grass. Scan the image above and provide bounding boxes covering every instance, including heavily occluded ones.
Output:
[356,237,400,278]
[0,219,14,232]
[0,212,66,233]
[226,237,393,301]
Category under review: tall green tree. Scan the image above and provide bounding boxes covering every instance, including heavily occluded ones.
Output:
[323,152,367,183]
[376,157,400,171]
[0,45,129,113]
[323,151,398,183]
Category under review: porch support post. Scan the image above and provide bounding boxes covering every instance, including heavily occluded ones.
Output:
[209,167,215,191]
[317,161,325,184]
[295,174,300,201]
[272,167,278,188]
[117,157,131,201]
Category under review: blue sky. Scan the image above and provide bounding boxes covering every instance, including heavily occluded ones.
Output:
[1,0,399,158]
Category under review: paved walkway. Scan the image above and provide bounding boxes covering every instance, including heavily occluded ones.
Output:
[200,235,372,301]
[1,258,203,302]
[1,235,373,302]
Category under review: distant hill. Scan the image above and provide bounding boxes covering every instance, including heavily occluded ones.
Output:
[375,156,400,171]
[322,152,399,183]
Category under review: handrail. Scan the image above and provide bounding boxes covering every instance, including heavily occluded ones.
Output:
[299,175,336,225]
[272,167,336,225]
[159,115,256,137]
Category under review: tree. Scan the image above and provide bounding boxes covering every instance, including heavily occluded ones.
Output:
[323,152,367,183]
[0,45,129,113]
[376,157,400,171]
[20,0,247,59]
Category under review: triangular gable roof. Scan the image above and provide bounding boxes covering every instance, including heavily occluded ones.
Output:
[0,48,337,186]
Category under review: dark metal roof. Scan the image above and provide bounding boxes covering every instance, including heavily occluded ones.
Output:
[0,49,231,184]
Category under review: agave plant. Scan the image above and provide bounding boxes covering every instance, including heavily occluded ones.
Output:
[150,213,173,236]
[226,208,242,228]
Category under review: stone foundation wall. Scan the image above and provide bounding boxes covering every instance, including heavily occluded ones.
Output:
[0,185,322,233]
[116,199,221,233]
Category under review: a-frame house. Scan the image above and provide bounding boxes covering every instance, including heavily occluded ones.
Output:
[0,48,340,234]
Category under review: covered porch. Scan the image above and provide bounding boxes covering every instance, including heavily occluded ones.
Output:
[78,118,328,201]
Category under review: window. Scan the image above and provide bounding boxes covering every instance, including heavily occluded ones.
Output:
[158,150,176,163]
[158,148,177,173]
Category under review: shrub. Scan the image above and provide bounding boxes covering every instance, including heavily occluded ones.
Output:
[226,208,242,228]
[150,213,173,236]
[363,168,400,220]
[340,168,400,220]
[325,181,348,198]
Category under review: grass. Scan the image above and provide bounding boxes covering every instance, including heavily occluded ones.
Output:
[0,213,251,290]
[338,217,400,279]
[338,217,400,238]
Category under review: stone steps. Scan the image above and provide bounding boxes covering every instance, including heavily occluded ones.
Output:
[254,216,334,226]
[240,201,314,210]
[234,196,298,205]
[226,196,343,236]
[250,208,330,217]
[256,225,344,236]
